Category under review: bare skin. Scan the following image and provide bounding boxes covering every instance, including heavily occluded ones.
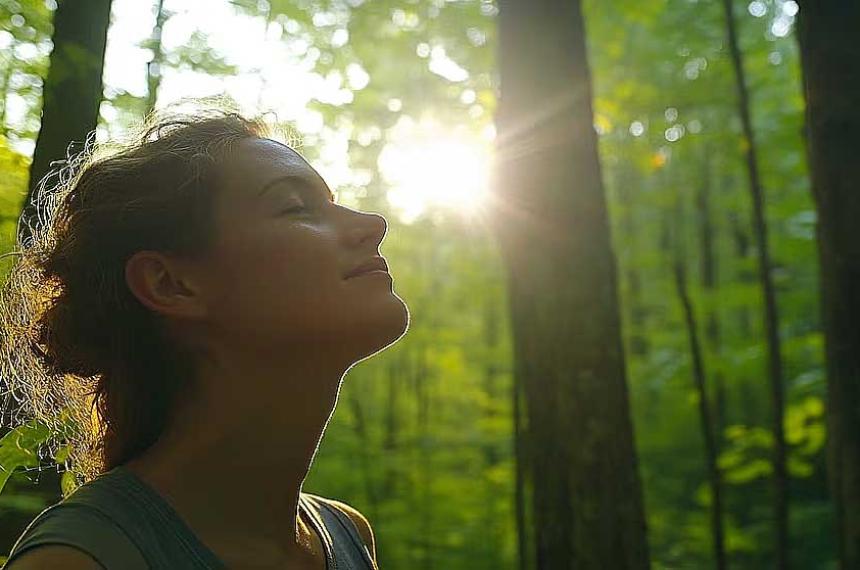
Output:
[110,137,409,569]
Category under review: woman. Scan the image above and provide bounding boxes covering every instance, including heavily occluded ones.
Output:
[1,104,409,569]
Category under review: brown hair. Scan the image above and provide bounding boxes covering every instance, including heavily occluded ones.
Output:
[0,99,272,492]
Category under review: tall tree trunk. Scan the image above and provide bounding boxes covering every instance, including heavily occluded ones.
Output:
[673,249,726,570]
[347,391,379,521]
[696,150,726,442]
[796,3,860,568]
[144,0,167,115]
[675,260,726,570]
[382,356,400,495]
[720,1,789,566]
[416,346,432,570]
[22,0,113,243]
[493,1,650,567]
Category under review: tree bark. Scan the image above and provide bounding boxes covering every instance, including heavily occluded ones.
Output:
[493,1,650,567]
[22,0,112,244]
[796,3,860,568]
[720,1,789,566]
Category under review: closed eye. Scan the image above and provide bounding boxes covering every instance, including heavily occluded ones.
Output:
[279,204,306,215]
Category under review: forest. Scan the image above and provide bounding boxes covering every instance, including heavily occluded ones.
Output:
[0,0,857,568]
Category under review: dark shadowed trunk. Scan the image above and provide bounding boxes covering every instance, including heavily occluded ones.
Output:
[22,0,112,244]
[493,0,650,567]
[796,3,860,568]
[721,1,789,566]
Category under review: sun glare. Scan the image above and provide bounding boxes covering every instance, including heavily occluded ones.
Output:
[378,119,492,223]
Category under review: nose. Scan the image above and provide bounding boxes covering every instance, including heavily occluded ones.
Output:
[345,209,387,248]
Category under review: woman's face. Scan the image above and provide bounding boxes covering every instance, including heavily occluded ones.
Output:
[192,137,409,364]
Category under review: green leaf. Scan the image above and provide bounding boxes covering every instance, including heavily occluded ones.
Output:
[0,419,52,496]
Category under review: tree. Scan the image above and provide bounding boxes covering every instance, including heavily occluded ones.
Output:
[144,0,168,116]
[796,3,860,568]
[672,203,726,570]
[720,0,790,566]
[492,0,650,567]
[0,0,54,143]
[21,0,112,245]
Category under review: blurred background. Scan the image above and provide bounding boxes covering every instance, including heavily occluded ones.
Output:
[0,0,844,568]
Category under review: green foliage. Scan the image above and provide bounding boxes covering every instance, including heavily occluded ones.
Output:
[0,419,51,495]
[0,0,54,145]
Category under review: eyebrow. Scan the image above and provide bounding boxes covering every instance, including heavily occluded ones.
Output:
[257,174,335,201]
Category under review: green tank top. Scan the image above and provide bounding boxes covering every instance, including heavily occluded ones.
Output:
[4,465,377,569]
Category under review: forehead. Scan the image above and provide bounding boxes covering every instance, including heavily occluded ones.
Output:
[218,137,319,196]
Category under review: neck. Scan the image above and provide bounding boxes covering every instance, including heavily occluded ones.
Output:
[122,341,352,564]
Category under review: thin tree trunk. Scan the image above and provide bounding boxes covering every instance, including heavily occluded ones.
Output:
[796,3,860,568]
[0,50,13,137]
[382,356,400,495]
[144,0,167,115]
[348,391,379,522]
[494,0,650,567]
[673,255,726,570]
[513,360,529,570]
[696,150,726,442]
[416,346,431,570]
[22,0,113,243]
[728,209,754,340]
[693,148,727,569]
[720,1,789,566]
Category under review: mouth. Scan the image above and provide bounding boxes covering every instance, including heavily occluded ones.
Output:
[344,256,390,280]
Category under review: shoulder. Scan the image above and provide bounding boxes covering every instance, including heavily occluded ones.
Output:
[4,544,104,569]
[308,495,377,563]
[4,502,146,570]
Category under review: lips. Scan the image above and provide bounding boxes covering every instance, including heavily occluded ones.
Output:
[344,256,390,279]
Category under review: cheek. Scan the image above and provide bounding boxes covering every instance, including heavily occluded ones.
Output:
[206,225,344,329]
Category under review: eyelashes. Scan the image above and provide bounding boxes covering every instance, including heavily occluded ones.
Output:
[277,193,337,216]
[279,204,306,215]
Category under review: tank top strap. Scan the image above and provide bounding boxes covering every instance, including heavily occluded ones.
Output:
[302,493,377,570]
[299,493,336,570]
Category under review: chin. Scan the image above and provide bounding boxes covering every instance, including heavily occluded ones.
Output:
[351,294,410,363]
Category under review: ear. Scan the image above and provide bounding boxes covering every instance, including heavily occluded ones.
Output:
[124,251,208,319]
